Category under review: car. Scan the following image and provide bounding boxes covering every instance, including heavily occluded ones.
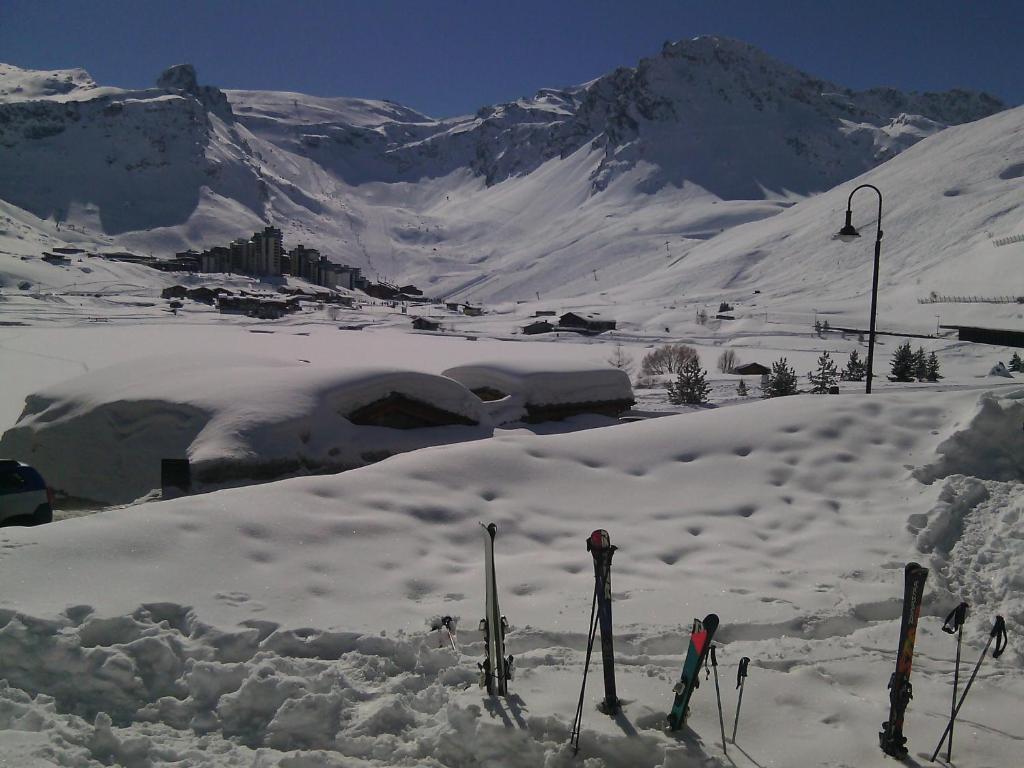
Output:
[0,460,54,526]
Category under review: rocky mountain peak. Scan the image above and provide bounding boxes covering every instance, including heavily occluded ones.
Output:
[156,64,233,120]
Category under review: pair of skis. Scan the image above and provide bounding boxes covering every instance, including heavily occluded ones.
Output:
[479,522,513,696]
[570,530,620,753]
[880,562,1008,762]
[667,613,720,731]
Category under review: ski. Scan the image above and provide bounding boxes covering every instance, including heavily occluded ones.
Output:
[479,522,512,696]
[667,613,719,730]
[588,529,620,714]
[879,562,928,759]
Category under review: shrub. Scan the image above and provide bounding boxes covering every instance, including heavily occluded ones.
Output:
[641,344,698,376]
[717,349,737,374]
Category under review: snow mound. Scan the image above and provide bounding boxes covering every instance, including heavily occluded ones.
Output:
[0,355,491,504]
[914,389,1024,483]
[0,605,607,766]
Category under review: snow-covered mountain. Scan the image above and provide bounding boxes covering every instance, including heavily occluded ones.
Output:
[0,38,1006,304]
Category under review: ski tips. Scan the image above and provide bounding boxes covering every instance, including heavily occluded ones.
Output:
[480,521,497,537]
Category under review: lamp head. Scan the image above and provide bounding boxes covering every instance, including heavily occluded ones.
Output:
[835,209,861,242]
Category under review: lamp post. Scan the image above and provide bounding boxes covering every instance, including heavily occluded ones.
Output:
[835,184,883,394]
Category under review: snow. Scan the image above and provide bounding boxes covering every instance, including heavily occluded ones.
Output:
[1,372,1022,765]
[442,361,633,408]
[0,37,1022,768]
[0,354,499,504]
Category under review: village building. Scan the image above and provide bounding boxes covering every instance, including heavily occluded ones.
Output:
[251,226,284,276]
[411,317,441,331]
[521,320,555,335]
[939,325,1024,348]
[732,362,771,376]
[558,312,616,334]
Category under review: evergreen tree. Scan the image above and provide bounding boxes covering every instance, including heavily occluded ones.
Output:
[912,346,928,381]
[925,351,942,382]
[890,341,916,382]
[842,350,866,381]
[1010,352,1024,373]
[808,351,839,393]
[763,357,799,398]
[667,355,711,405]
[736,379,749,397]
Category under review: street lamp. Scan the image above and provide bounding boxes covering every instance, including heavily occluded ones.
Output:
[835,184,883,394]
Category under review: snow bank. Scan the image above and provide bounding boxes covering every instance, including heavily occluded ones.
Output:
[914,388,1024,483]
[0,354,491,504]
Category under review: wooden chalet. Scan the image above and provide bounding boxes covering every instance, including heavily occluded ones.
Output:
[732,362,771,376]
[522,320,555,335]
[347,393,478,429]
[411,317,441,331]
[558,312,616,334]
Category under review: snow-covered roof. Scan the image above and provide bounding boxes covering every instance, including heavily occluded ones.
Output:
[442,361,633,406]
[0,354,491,504]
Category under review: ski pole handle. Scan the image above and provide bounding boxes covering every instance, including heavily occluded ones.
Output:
[942,602,969,634]
[992,615,1008,659]
[736,656,750,689]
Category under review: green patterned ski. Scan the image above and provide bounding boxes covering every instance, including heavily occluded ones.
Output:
[668,613,719,730]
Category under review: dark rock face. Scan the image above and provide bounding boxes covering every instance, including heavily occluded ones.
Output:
[156,64,200,93]
[156,64,233,120]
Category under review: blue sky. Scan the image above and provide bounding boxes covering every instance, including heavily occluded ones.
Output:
[2,1,1019,117]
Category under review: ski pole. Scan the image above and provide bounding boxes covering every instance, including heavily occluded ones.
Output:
[441,616,458,653]
[930,616,1008,763]
[941,602,968,763]
[569,581,600,755]
[710,645,727,756]
[731,656,750,743]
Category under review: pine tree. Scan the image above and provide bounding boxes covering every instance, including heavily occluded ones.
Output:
[925,351,942,381]
[736,379,749,397]
[912,346,928,381]
[1010,352,1024,373]
[842,350,866,381]
[890,341,916,382]
[808,351,839,393]
[763,357,798,398]
[667,355,711,405]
